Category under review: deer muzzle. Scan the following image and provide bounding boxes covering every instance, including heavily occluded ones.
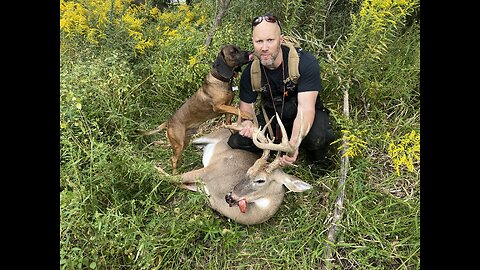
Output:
[225,192,248,213]
[225,192,235,207]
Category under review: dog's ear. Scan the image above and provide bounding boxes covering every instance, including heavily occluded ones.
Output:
[213,51,234,79]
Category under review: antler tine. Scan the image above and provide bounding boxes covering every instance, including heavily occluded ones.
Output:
[247,139,271,178]
[223,107,247,132]
[266,154,282,174]
[294,110,305,149]
[266,110,305,173]
[252,114,274,144]
[247,113,273,177]
[275,112,290,147]
[252,113,294,153]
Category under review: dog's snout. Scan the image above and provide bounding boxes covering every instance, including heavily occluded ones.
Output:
[237,50,253,66]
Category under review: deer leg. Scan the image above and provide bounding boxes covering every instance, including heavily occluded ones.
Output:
[180,168,206,192]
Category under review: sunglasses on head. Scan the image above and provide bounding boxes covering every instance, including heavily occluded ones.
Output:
[251,15,282,31]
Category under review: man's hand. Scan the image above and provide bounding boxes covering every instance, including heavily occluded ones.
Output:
[239,120,254,138]
[280,147,299,166]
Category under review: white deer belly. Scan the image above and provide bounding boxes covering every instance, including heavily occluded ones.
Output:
[201,143,216,166]
[193,137,221,166]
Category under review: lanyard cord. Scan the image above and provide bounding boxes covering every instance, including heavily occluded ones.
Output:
[261,61,286,141]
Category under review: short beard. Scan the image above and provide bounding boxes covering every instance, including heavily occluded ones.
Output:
[260,57,274,67]
[259,47,280,69]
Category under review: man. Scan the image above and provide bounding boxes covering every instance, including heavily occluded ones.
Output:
[228,14,335,172]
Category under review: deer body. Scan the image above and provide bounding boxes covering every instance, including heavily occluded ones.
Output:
[180,127,310,225]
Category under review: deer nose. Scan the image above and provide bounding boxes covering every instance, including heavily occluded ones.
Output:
[225,192,235,207]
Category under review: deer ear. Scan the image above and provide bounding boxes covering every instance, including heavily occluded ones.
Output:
[278,175,312,192]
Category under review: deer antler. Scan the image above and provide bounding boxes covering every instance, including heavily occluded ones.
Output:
[245,112,273,177]
[223,107,271,145]
[252,112,298,154]
[225,108,305,176]
[223,108,243,132]
[264,111,305,174]
[223,107,254,132]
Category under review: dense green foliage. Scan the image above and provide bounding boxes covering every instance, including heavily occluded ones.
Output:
[60,0,420,269]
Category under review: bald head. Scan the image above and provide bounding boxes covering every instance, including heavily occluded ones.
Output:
[251,20,284,69]
[252,19,282,38]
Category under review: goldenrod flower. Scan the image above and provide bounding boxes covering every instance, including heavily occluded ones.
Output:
[332,129,367,158]
[387,129,420,175]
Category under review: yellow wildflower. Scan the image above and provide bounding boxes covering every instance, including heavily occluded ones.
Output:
[188,55,198,68]
[60,0,89,34]
[387,129,420,175]
[331,129,367,158]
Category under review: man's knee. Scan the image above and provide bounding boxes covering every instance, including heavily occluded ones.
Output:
[304,109,335,145]
[301,108,335,160]
[305,147,328,163]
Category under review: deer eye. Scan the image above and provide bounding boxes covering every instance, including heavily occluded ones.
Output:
[255,179,266,184]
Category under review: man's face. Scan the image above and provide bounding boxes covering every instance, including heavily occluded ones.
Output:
[252,21,283,69]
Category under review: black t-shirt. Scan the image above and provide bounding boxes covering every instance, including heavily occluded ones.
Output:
[239,45,323,104]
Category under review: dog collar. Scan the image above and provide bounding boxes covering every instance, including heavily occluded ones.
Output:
[211,68,233,82]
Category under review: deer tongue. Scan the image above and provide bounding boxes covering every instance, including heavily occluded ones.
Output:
[238,199,247,213]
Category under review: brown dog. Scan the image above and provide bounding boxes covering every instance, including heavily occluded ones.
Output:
[136,45,253,174]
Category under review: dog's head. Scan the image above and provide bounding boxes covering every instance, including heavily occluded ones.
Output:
[213,45,253,80]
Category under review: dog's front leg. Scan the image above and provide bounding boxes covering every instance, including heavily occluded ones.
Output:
[214,104,252,120]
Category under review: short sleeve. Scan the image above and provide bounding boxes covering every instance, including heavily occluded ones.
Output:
[297,51,322,93]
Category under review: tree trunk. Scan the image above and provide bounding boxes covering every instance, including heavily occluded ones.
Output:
[322,48,351,270]
[204,0,231,49]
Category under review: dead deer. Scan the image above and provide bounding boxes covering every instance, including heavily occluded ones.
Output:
[174,112,312,225]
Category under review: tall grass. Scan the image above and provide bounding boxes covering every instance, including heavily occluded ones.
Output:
[60,0,420,269]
